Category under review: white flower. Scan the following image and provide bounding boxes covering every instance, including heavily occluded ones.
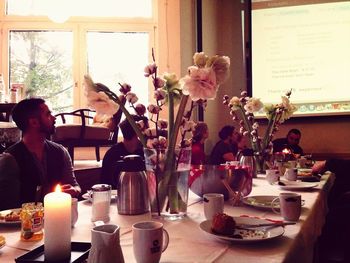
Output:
[86,90,119,115]
[244,97,263,113]
[229,96,240,109]
[193,52,208,67]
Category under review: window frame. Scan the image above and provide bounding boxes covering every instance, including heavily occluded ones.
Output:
[0,0,158,110]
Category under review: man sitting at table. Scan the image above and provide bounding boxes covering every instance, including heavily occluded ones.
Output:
[272,128,304,156]
[0,98,81,210]
[100,115,147,189]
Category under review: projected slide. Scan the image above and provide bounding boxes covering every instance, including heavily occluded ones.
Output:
[251,0,350,116]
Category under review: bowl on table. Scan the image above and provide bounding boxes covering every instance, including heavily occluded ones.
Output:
[189,165,252,200]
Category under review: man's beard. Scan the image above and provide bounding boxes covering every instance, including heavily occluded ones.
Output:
[39,120,56,135]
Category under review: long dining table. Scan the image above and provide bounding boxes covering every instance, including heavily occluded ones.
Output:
[0,173,334,263]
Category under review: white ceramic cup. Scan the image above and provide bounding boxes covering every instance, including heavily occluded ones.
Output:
[265,169,280,184]
[132,221,169,263]
[71,198,78,227]
[203,193,224,220]
[271,193,304,221]
[284,168,298,181]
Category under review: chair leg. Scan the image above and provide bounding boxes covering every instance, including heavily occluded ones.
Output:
[68,146,74,164]
[95,146,100,162]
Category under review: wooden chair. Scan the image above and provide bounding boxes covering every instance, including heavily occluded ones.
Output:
[52,108,123,163]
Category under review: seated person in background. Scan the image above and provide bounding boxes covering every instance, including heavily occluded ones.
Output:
[191,122,209,165]
[312,159,350,262]
[0,98,81,210]
[233,131,248,160]
[272,128,304,156]
[209,125,238,165]
[101,115,147,189]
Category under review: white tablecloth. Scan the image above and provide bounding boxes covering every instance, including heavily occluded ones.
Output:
[0,174,334,263]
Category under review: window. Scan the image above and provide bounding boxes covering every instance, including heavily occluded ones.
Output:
[1,0,156,113]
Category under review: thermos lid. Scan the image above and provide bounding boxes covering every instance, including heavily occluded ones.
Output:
[121,155,145,172]
[92,184,111,192]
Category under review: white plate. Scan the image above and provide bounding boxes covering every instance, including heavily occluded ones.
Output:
[242,195,279,210]
[199,217,285,243]
[278,180,318,190]
[82,190,118,202]
[0,208,21,225]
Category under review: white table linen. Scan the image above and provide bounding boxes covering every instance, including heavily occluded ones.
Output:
[0,173,334,263]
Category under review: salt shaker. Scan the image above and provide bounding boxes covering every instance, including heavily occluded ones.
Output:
[91,184,111,223]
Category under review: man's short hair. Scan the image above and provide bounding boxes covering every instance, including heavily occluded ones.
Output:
[218,125,235,140]
[12,98,45,132]
[287,129,301,137]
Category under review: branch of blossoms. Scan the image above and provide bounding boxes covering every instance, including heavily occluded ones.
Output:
[223,90,296,166]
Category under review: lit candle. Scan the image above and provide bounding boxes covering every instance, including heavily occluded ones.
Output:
[44,185,71,261]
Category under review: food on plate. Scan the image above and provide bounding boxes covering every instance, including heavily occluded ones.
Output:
[211,213,236,235]
[0,235,5,246]
[298,171,312,177]
[0,210,21,222]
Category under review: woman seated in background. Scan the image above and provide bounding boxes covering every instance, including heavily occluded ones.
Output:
[209,125,238,165]
[191,122,209,165]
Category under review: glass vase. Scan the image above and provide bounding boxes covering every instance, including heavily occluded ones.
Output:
[144,147,191,220]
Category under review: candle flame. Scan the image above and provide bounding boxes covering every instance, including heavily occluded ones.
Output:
[54,184,62,192]
[282,148,291,154]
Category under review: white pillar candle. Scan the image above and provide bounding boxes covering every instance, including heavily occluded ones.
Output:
[44,185,71,261]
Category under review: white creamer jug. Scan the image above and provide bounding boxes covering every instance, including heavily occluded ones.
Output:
[87,224,124,263]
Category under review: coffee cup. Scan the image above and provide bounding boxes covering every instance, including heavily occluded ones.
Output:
[265,169,280,184]
[132,221,169,263]
[284,168,297,181]
[271,193,304,221]
[71,198,78,227]
[203,193,224,220]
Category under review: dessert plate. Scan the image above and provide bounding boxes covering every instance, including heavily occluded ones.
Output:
[242,195,279,210]
[278,180,318,190]
[0,208,21,225]
[82,190,118,202]
[199,217,284,243]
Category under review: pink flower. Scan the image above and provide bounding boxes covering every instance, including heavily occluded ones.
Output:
[144,63,157,77]
[181,66,218,101]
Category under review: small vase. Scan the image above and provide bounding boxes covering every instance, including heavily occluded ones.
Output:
[144,147,191,220]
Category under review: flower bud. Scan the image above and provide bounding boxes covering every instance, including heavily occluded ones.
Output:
[153,77,165,89]
[119,83,131,94]
[135,103,146,115]
[147,104,161,114]
[154,89,167,101]
[144,63,157,77]
[126,92,138,104]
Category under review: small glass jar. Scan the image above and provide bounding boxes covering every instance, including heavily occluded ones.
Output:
[20,202,44,241]
[91,184,111,223]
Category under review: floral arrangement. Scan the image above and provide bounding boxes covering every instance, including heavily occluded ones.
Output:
[84,50,230,216]
[223,90,296,171]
